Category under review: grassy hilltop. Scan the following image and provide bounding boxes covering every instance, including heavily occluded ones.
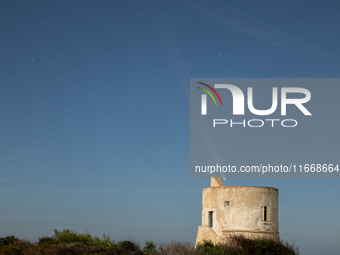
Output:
[0,229,298,255]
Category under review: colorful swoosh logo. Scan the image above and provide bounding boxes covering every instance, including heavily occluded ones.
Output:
[196,82,222,106]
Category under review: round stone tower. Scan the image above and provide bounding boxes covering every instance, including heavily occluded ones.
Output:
[195,176,279,245]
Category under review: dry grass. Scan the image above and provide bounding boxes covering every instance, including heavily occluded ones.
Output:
[157,241,199,255]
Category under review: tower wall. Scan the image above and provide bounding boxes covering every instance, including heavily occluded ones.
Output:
[196,178,279,245]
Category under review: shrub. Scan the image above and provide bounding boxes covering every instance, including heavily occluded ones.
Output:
[196,235,299,255]
[117,240,142,255]
[228,235,255,254]
[92,233,116,249]
[36,229,117,254]
[0,236,18,247]
[0,238,31,255]
[143,241,157,255]
[38,236,55,245]
[0,243,22,255]
[253,238,299,255]
[195,240,238,255]
[51,229,93,244]
[195,235,298,255]
[157,241,198,255]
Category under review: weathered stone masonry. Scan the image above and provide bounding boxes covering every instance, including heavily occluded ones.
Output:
[195,176,279,245]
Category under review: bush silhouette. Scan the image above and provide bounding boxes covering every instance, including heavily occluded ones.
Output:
[117,240,142,255]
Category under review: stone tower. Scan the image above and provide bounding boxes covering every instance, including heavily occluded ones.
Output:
[195,176,279,245]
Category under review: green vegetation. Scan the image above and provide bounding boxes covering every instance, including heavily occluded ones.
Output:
[195,235,298,255]
[0,229,298,255]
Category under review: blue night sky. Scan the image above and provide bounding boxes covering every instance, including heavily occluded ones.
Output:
[0,1,339,255]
